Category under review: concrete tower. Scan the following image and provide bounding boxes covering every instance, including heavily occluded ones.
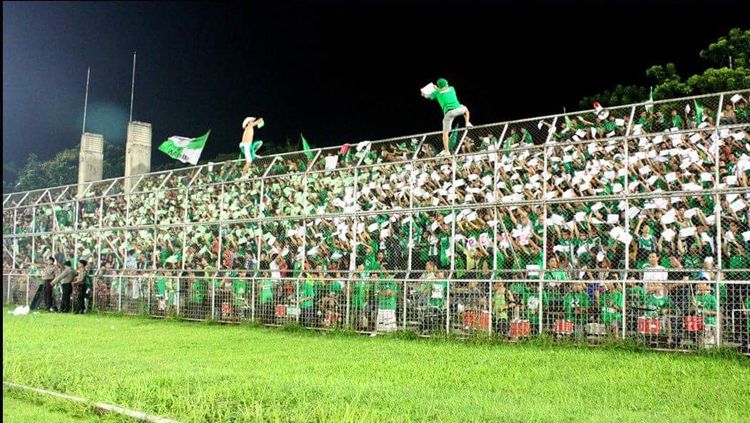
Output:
[124,121,152,192]
[77,133,104,198]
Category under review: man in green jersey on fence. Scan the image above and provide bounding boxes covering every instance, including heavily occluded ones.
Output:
[423,78,472,155]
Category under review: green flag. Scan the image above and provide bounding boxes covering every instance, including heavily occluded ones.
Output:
[301,134,314,159]
[694,100,704,125]
[158,131,210,165]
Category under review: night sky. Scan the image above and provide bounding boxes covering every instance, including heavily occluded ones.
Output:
[3,0,748,170]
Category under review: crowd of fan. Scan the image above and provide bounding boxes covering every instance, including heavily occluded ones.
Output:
[3,94,750,346]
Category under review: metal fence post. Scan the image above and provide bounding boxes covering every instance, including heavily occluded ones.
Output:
[210,271,216,321]
[713,93,725,347]
[622,105,637,340]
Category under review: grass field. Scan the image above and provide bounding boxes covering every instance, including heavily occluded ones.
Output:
[4,311,750,422]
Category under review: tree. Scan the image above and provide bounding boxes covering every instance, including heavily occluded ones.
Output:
[700,28,750,69]
[579,28,750,109]
[9,141,129,192]
[14,153,45,192]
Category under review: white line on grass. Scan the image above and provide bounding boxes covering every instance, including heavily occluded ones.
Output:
[3,381,182,423]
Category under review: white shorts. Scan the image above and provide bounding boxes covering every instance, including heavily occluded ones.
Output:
[376,309,397,332]
[442,105,468,132]
[240,143,253,164]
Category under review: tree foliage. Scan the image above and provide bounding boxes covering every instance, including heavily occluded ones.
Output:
[12,141,127,192]
[580,28,750,109]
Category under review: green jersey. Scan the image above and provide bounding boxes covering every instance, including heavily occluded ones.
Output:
[429,86,462,115]
[563,291,591,322]
[376,280,399,310]
[439,233,451,267]
[599,291,623,324]
[694,294,718,325]
[524,290,547,325]
[643,294,672,318]
[191,278,206,303]
[232,279,249,306]
[351,280,369,309]
[493,290,512,320]
[326,280,344,297]
[298,279,316,309]
[259,279,274,305]
[423,280,447,308]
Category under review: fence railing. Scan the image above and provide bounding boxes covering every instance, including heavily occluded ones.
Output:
[5,270,749,352]
[3,89,750,353]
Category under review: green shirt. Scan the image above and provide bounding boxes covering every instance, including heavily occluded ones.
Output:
[599,291,623,324]
[376,279,399,310]
[564,291,591,322]
[351,280,369,309]
[694,294,718,325]
[191,278,206,303]
[429,86,461,114]
[259,279,274,305]
[523,291,547,325]
[643,294,672,318]
[423,280,447,308]
[299,279,316,309]
[493,290,511,320]
[439,233,451,267]
[232,279,249,306]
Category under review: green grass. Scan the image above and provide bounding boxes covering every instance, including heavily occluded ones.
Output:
[3,389,128,422]
[4,312,750,422]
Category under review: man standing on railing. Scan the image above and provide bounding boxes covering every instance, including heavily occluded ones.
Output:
[240,116,264,176]
[422,78,472,155]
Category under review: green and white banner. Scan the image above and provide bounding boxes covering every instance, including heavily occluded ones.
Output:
[158,131,210,165]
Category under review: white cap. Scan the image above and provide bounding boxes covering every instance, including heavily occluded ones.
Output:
[704,256,713,263]
[242,117,255,128]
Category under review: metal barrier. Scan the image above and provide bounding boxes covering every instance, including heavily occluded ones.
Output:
[3,89,750,353]
[4,270,749,352]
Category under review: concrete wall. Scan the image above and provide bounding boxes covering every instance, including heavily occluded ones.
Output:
[125,121,152,192]
[77,133,104,197]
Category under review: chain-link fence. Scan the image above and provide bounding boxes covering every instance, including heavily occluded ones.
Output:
[3,90,749,353]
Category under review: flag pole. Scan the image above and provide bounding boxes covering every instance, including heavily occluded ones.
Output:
[129,52,136,123]
[82,67,90,134]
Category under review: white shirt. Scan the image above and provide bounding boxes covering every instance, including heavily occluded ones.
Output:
[642,265,668,287]
[269,260,281,281]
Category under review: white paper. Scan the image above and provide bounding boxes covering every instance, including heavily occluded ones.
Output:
[742,231,750,242]
[615,118,625,127]
[420,82,436,97]
[607,214,619,224]
[731,94,743,103]
[660,209,677,225]
[730,199,746,212]
[574,211,586,222]
[324,155,339,170]
[679,227,697,238]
